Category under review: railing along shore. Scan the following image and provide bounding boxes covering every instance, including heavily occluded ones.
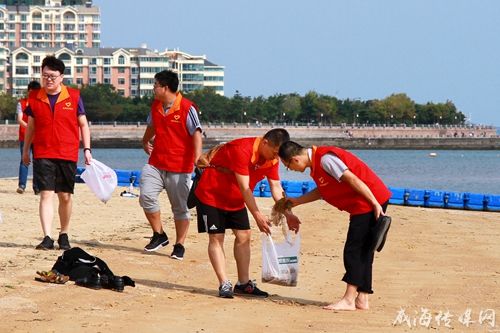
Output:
[0,123,498,149]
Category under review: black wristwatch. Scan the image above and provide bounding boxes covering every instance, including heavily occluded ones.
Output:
[83,148,92,153]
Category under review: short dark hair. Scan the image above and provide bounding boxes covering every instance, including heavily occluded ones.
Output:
[278,141,306,161]
[27,80,41,91]
[263,128,290,147]
[41,55,65,74]
[154,70,179,92]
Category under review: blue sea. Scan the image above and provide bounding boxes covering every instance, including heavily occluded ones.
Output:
[1,148,499,195]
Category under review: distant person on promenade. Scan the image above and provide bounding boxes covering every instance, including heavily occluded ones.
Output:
[16,80,41,195]
[22,55,92,250]
[139,70,203,260]
[278,141,391,311]
[193,128,300,298]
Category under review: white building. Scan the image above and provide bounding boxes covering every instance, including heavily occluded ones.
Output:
[0,0,224,97]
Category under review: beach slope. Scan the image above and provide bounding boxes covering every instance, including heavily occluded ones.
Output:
[0,179,498,332]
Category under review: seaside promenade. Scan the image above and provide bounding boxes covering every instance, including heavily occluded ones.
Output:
[0,123,498,149]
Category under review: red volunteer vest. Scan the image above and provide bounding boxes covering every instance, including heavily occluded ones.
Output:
[29,86,81,162]
[148,93,196,173]
[195,137,280,211]
[310,146,391,215]
[18,98,28,141]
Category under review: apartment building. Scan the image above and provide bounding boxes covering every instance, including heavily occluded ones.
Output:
[0,0,100,49]
[0,0,224,97]
[164,49,225,95]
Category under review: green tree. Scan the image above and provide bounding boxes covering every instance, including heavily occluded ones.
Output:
[366,99,386,124]
[301,91,319,123]
[315,95,337,125]
[0,92,19,121]
[337,98,365,124]
[382,93,416,124]
[266,94,285,123]
[185,87,231,122]
[61,84,467,126]
[281,94,301,122]
[80,84,126,122]
[246,96,267,124]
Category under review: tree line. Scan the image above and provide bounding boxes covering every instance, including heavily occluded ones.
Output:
[0,84,466,125]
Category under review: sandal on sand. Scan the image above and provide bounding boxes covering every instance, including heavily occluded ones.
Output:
[35,270,69,284]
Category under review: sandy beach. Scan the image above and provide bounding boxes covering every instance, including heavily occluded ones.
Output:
[0,177,499,333]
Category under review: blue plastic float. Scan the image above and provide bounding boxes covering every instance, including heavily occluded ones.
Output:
[75,168,499,212]
[388,186,500,212]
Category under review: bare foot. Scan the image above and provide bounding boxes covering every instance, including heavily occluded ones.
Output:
[355,296,369,310]
[323,298,356,311]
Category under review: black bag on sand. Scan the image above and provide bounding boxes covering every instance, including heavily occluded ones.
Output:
[370,215,391,253]
[187,167,203,209]
[51,247,135,292]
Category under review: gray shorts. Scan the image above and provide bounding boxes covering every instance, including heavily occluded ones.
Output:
[139,164,192,220]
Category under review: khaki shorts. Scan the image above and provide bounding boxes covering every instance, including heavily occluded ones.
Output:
[139,164,192,220]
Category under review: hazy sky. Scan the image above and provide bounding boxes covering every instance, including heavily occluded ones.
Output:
[94,0,500,126]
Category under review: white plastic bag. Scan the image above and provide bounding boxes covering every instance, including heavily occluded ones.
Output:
[80,159,117,203]
[261,230,301,287]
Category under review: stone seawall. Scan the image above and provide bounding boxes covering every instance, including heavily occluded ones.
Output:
[1,124,498,149]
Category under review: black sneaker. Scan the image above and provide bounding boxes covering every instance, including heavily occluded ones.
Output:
[234,280,269,298]
[57,233,71,250]
[171,243,185,260]
[218,280,234,298]
[35,236,54,250]
[144,231,169,252]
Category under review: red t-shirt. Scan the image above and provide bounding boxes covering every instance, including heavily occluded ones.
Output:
[195,137,280,211]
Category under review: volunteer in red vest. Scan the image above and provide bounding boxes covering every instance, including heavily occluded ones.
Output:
[278,141,392,311]
[17,80,41,195]
[22,55,92,251]
[139,70,202,260]
[194,128,299,298]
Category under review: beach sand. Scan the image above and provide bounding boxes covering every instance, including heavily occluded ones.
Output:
[0,178,499,333]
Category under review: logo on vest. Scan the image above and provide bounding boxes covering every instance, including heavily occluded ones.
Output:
[318,176,329,187]
[171,114,181,123]
[62,101,74,110]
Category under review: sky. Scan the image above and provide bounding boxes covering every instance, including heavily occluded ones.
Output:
[94,0,500,126]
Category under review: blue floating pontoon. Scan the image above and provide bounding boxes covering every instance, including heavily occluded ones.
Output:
[386,186,500,212]
[75,168,499,212]
[426,190,446,208]
[407,189,427,207]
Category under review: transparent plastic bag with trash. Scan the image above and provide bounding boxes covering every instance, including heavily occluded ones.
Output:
[261,228,301,287]
[80,159,117,203]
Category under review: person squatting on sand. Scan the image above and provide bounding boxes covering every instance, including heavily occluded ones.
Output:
[193,128,300,298]
[278,141,391,311]
[139,70,203,260]
[16,80,41,195]
[22,55,92,250]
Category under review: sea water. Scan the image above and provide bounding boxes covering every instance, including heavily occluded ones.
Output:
[0,148,499,195]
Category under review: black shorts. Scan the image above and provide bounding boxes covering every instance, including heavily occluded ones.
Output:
[196,201,250,234]
[33,158,77,194]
